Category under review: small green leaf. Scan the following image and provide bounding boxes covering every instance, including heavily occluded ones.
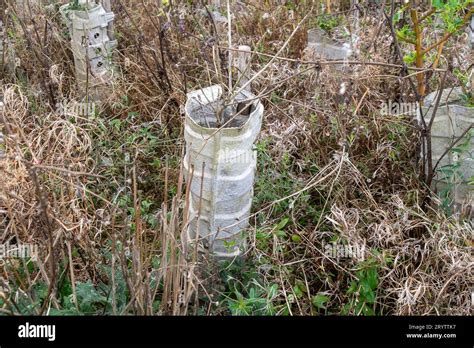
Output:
[293,285,304,299]
[312,294,330,309]
[291,234,302,243]
[275,217,289,231]
[366,267,378,289]
[347,281,358,294]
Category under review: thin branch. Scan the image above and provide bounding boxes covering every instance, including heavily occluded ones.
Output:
[226,0,232,92]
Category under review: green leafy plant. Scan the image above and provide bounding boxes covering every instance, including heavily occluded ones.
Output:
[226,283,279,315]
[342,257,380,316]
[217,259,282,316]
